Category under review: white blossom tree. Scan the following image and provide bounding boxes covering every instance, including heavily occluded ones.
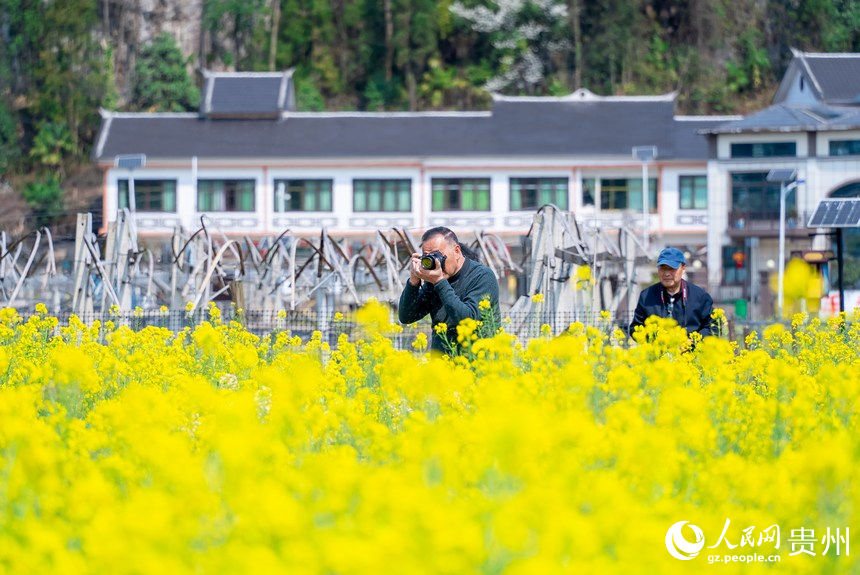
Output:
[450,0,569,94]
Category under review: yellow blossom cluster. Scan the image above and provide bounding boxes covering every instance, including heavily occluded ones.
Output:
[0,306,858,573]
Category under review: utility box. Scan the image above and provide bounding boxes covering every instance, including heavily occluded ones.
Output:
[735,298,748,319]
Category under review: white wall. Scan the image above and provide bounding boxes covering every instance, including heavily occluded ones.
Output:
[781,72,820,107]
[104,158,712,244]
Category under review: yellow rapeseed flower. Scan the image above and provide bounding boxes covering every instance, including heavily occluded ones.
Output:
[411,332,428,351]
[0,307,855,574]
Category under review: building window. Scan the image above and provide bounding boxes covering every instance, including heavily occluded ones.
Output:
[582,178,595,207]
[197,179,255,212]
[509,177,568,210]
[831,182,860,197]
[679,175,707,210]
[118,179,176,212]
[730,142,796,158]
[600,178,657,212]
[731,172,795,219]
[830,140,860,156]
[431,178,490,211]
[273,179,333,212]
[353,179,411,212]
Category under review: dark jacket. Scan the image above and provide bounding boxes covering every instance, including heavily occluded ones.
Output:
[398,257,500,354]
[629,279,715,337]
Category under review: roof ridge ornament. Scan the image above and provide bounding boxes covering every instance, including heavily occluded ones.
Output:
[491,89,676,103]
[571,88,597,100]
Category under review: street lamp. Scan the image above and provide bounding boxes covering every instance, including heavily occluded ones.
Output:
[766,168,803,319]
[115,154,146,213]
[632,146,657,252]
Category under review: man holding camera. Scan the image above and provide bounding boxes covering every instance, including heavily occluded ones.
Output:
[398,226,500,355]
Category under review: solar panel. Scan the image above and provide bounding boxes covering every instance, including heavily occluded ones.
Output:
[766,168,797,182]
[632,146,657,161]
[114,154,146,170]
[807,198,860,228]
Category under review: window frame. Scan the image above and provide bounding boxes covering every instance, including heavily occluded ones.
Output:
[118,179,177,212]
[599,178,657,212]
[197,179,256,212]
[431,178,491,211]
[273,179,334,212]
[582,178,595,207]
[679,175,708,210]
[730,142,797,158]
[509,177,568,210]
[829,139,860,157]
[730,171,796,218]
[352,179,412,212]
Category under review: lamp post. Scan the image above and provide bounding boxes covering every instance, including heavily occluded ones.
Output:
[115,154,146,213]
[766,168,802,319]
[632,146,657,252]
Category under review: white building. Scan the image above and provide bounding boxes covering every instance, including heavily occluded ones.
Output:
[95,71,729,246]
[93,52,860,315]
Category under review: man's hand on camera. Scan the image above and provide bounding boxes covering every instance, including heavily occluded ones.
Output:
[408,254,423,286]
[409,253,448,285]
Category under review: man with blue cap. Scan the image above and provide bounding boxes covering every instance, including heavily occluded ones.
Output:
[629,247,715,337]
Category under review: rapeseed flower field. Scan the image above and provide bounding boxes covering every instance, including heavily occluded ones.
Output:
[0,303,857,574]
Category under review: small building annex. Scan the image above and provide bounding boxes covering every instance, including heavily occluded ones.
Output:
[702,49,860,312]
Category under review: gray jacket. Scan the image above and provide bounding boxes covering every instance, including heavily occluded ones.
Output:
[398,258,500,354]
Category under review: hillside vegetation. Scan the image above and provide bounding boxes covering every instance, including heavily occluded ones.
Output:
[0,0,858,230]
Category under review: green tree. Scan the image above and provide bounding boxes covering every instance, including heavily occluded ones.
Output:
[22,174,64,228]
[579,0,641,95]
[294,76,327,111]
[202,0,268,70]
[274,0,369,109]
[828,0,860,51]
[0,101,20,177]
[394,0,446,109]
[130,34,200,113]
[0,0,112,167]
[29,122,74,175]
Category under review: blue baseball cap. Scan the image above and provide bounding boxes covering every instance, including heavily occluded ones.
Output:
[656,247,686,269]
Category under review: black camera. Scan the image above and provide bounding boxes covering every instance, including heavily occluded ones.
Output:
[420,251,447,271]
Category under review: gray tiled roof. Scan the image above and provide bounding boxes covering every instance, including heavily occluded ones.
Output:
[487,96,678,156]
[201,70,294,118]
[95,90,722,162]
[673,116,741,154]
[828,108,860,128]
[800,53,860,104]
[702,103,860,134]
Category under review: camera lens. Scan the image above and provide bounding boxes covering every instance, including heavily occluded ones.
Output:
[420,255,435,270]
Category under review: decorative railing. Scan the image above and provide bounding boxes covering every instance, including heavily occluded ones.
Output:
[728,210,815,232]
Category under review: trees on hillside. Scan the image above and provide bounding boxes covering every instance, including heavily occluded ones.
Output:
[131,34,200,113]
[0,0,112,171]
[450,0,570,95]
[0,0,858,182]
